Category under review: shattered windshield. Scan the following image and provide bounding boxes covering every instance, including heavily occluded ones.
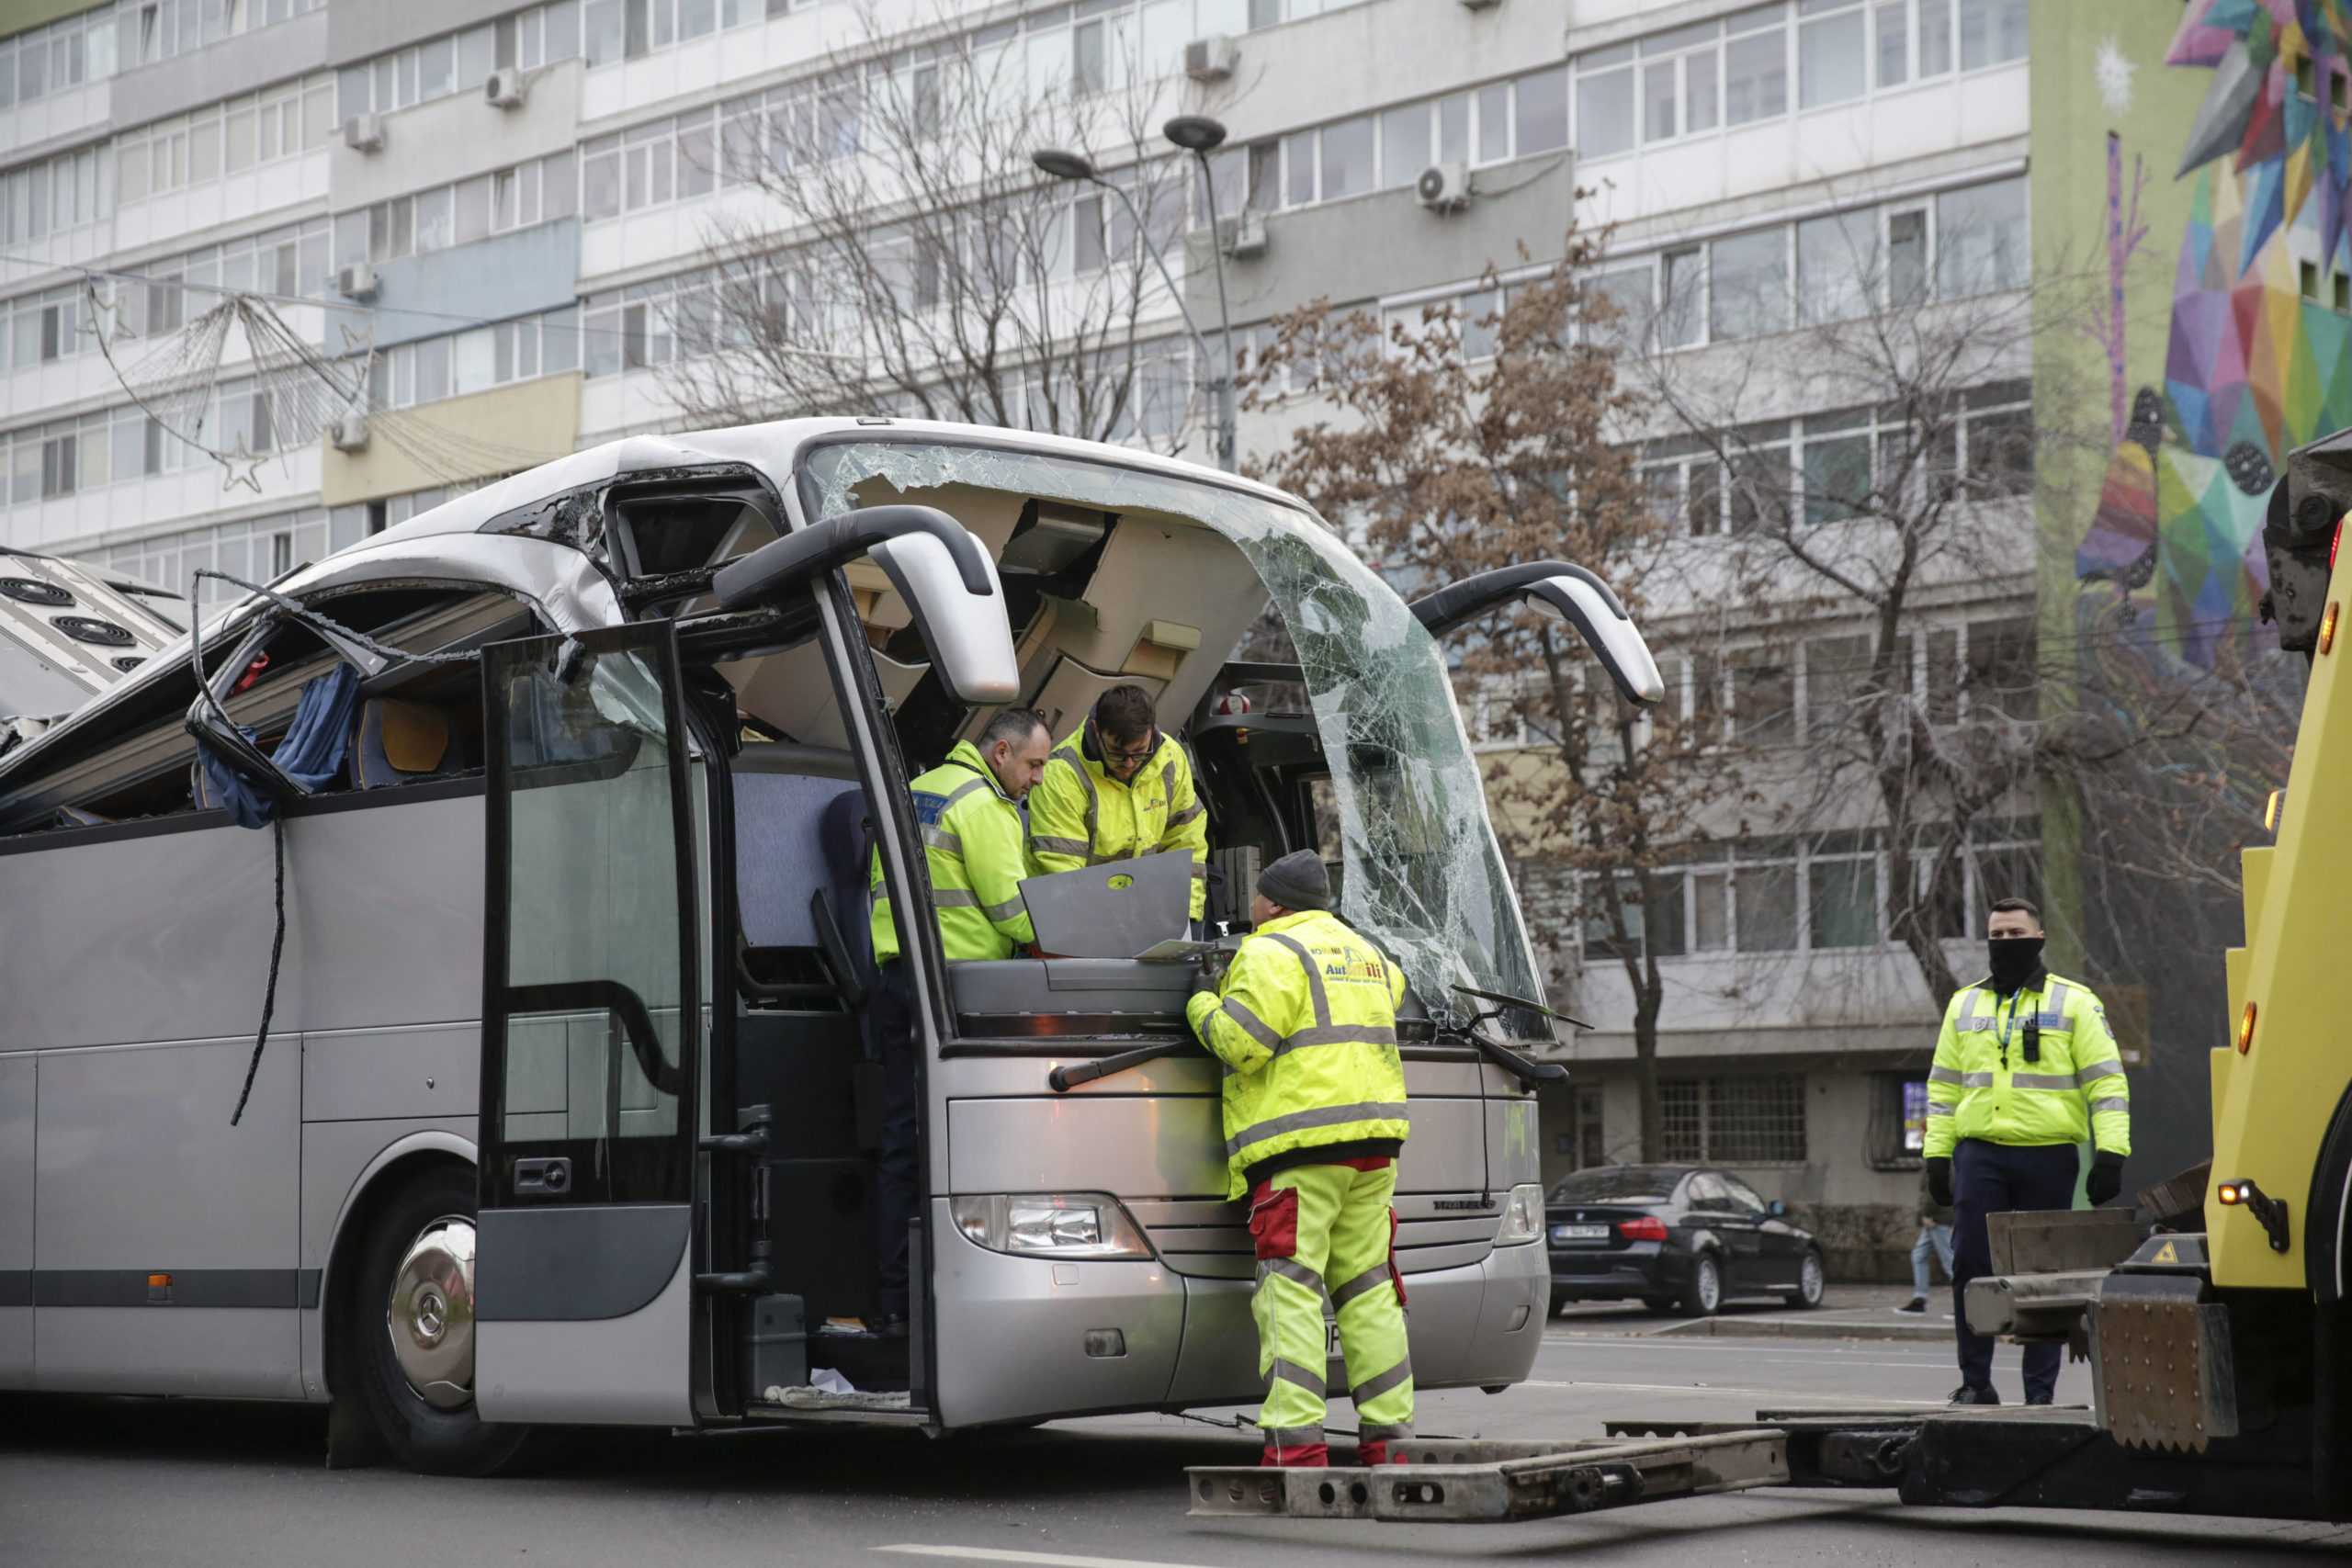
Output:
[803,439,1550,1043]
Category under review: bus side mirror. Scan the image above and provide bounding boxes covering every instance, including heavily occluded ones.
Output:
[1408,560,1666,707]
[714,504,1019,705]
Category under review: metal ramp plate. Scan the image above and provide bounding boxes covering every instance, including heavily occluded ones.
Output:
[1185,1430,1789,1522]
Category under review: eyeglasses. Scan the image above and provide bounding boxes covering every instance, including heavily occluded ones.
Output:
[1102,741,1154,762]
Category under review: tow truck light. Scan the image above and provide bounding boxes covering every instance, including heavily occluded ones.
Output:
[1619,1215,1669,1242]
[2218,1181,2245,1204]
[2266,789,2285,832]
[2335,518,2346,571]
[2238,1000,2257,1055]
[2324,601,2341,656]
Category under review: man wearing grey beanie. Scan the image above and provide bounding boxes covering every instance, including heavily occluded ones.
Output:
[1187,849,1414,1470]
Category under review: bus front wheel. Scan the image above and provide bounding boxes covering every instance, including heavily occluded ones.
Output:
[353,1166,534,1475]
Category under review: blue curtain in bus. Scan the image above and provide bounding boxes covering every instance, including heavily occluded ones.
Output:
[196,662,360,829]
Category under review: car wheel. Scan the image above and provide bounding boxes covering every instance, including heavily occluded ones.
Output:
[1548,1288,1571,1317]
[1782,1248,1826,1310]
[1681,1254,1723,1317]
[353,1166,535,1475]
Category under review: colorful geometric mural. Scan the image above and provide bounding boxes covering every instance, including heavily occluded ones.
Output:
[2075,0,2352,671]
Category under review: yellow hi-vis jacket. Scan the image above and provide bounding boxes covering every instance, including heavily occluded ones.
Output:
[1922,972,2132,1159]
[1185,908,1410,1199]
[870,739,1037,965]
[1028,722,1210,919]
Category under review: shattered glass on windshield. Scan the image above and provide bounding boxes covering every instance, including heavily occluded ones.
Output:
[804,440,1551,1043]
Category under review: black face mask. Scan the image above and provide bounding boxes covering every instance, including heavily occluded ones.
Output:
[1987,935,2045,995]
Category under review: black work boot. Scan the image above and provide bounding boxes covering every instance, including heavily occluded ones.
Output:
[1948,1383,2001,1405]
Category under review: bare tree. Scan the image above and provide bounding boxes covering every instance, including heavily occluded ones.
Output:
[658,5,1198,450]
[1620,232,2086,1010]
[1244,235,1763,1162]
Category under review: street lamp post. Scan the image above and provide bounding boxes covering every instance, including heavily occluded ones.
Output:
[1032,132,1238,473]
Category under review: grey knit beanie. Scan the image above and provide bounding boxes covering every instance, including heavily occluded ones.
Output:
[1255,850,1331,912]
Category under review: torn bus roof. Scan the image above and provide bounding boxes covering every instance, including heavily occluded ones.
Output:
[0,548,185,732]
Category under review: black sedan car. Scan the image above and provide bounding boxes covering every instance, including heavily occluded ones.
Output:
[1545,1165,1826,1317]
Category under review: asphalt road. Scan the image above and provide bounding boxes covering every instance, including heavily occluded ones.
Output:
[6,1330,2349,1567]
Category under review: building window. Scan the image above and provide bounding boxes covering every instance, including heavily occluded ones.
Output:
[1661,1074,1807,1164]
[1797,0,1866,108]
[1866,1070,1929,1169]
[1555,1086,1608,1170]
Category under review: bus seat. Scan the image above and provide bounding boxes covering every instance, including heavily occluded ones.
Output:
[351,698,459,788]
[735,771,864,951]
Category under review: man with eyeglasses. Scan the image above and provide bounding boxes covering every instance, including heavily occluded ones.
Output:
[1027,683,1211,925]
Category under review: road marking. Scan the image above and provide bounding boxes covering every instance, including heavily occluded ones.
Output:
[878,1548,1221,1568]
[1511,1379,1942,1403]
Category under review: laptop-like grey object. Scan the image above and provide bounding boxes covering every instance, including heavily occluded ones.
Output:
[1020,850,1197,959]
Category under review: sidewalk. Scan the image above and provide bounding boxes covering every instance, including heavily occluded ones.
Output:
[1550,1282,1958,1342]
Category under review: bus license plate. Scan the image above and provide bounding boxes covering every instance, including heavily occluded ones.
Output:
[1553,1224,1610,1242]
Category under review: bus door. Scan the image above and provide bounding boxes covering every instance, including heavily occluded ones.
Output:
[472,625,703,1425]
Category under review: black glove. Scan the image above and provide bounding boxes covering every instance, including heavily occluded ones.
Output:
[1189,965,1220,998]
[1926,1156,1953,1208]
[2086,1150,2125,1207]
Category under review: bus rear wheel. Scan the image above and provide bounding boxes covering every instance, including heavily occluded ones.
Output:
[353,1166,533,1475]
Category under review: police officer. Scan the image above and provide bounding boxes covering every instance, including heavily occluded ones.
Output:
[1029,684,1210,922]
[866,708,1054,1336]
[1924,897,2132,1405]
[1186,850,1413,1468]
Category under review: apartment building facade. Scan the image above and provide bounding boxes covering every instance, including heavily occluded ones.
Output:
[3,0,2243,1253]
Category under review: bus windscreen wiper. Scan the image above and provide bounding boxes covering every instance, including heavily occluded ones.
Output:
[1443,986,1585,1089]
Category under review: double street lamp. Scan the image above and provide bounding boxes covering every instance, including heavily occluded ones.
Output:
[1032,114,1238,473]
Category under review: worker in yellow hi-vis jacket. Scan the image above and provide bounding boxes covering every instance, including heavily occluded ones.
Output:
[1924,896,2131,1408]
[1186,850,1411,1469]
[1028,683,1210,921]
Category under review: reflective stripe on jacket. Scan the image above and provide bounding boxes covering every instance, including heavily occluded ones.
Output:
[1028,722,1209,919]
[870,739,1037,964]
[1185,908,1409,1199]
[1921,972,2132,1159]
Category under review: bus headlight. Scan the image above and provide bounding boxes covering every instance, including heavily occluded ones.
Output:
[1494,1183,1545,1246]
[951,1193,1155,1259]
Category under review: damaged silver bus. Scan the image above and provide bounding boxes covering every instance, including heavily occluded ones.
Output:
[0,421,1661,1472]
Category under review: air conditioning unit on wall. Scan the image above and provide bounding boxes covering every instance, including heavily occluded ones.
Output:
[485,69,527,108]
[342,112,385,152]
[335,263,379,300]
[1184,34,1238,82]
[331,414,369,453]
[1417,162,1472,212]
[1217,213,1267,260]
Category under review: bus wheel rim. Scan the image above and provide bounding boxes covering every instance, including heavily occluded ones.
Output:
[388,1215,478,1412]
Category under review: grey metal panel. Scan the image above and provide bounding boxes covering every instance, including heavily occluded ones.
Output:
[473,1204,690,1322]
[948,1095,1227,1199]
[0,793,482,1051]
[946,1092,1488,1200]
[474,1240,695,1425]
[928,1198,1186,1427]
[109,7,329,129]
[360,220,582,350]
[34,1307,300,1397]
[35,1039,299,1272]
[328,0,517,64]
[0,1308,24,1390]
[302,1024,480,1122]
[949,958,1193,1018]
[1,1055,30,1386]
[328,60,582,201]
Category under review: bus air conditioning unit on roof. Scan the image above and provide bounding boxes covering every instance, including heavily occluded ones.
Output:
[1417,162,1472,212]
[343,112,386,152]
[1184,34,1238,82]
